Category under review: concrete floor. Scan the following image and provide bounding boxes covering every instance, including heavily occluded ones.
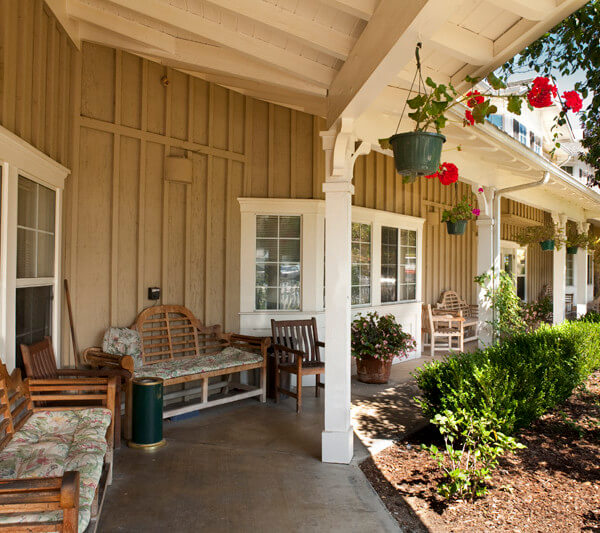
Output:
[98,356,443,533]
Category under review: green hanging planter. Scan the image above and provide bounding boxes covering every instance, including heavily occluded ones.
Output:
[446,220,468,235]
[539,239,555,251]
[566,246,578,255]
[389,131,446,178]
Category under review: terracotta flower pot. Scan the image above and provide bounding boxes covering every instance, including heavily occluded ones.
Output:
[356,355,393,384]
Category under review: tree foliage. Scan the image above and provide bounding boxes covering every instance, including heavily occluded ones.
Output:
[502,1,600,185]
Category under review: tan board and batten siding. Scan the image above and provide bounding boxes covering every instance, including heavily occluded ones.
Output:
[1,15,555,366]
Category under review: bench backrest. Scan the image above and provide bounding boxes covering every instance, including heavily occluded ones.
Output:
[0,365,33,449]
[436,290,468,313]
[133,305,228,365]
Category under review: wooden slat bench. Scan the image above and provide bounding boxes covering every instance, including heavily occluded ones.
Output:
[83,305,270,437]
[0,362,117,533]
[435,290,479,343]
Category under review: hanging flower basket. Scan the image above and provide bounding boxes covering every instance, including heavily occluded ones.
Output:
[567,246,578,254]
[388,131,446,178]
[540,239,555,251]
[446,220,468,235]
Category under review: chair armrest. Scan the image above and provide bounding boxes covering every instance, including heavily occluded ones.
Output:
[317,341,325,348]
[57,367,131,380]
[0,471,80,533]
[272,343,307,360]
[82,347,135,374]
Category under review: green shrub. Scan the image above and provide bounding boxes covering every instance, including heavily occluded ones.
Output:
[578,310,600,323]
[415,321,600,435]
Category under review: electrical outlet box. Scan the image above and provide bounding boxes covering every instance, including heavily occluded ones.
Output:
[148,287,161,301]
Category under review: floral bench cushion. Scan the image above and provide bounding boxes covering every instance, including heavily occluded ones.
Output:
[0,408,111,533]
[134,346,263,381]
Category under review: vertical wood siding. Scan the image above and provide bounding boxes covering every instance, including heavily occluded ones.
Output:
[0,0,75,168]
[64,43,326,362]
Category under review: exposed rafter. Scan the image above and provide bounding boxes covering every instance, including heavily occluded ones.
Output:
[97,0,337,87]
[317,0,377,20]
[327,0,459,127]
[78,22,326,97]
[45,0,80,47]
[484,0,556,21]
[203,0,355,60]
[430,22,493,66]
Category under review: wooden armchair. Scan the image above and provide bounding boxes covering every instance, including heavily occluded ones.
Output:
[20,337,131,448]
[435,290,479,342]
[271,318,325,413]
[422,304,464,356]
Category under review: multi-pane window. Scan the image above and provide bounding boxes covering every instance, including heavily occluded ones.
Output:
[16,176,57,369]
[399,230,417,301]
[512,119,527,146]
[255,215,301,310]
[351,223,371,305]
[17,177,55,279]
[515,248,526,300]
[381,227,398,303]
[566,252,575,286]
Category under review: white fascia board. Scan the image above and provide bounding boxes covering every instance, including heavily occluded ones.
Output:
[0,125,70,189]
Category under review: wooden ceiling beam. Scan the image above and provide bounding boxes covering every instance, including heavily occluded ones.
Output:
[100,0,336,88]
[203,0,355,60]
[429,22,494,66]
[317,0,377,20]
[78,22,326,98]
[327,0,459,127]
[483,0,557,21]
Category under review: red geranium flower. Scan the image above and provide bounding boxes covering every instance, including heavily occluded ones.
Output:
[437,162,459,186]
[424,172,438,179]
[466,90,484,108]
[464,109,475,126]
[527,77,557,108]
[563,90,583,112]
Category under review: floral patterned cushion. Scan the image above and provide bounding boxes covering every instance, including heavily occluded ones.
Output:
[134,346,263,380]
[0,408,111,533]
[102,327,143,369]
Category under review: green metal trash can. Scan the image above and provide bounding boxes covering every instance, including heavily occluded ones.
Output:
[128,377,166,449]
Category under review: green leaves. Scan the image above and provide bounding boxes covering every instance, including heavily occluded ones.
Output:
[486,72,507,90]
[406,94,427,109]
[507,95,523,115]
[378,138,391,150]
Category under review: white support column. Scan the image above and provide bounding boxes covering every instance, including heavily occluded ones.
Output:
[552,213,567,324]
[575,221,590,317]
[474,186,496,347]
[321,118,370,464]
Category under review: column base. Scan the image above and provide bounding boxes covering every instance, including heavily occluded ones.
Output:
[322,428,353,464]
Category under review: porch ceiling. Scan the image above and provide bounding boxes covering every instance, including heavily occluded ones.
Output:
[49,0,587,122]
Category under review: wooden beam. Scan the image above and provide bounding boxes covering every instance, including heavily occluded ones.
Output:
[78,23,325,97]
[67,0,176,54]
[317,0,377,20]
[203,0,355,60]
[484,0,557,21]
[430,22,493,66]
[101,0,336,87]
[44,0,80,47]
[327,0,457,127]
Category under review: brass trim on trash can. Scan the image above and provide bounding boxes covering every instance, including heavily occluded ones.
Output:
[128,439,167,450]
[132,377,164,386]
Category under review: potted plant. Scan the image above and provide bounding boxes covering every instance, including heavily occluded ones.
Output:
[515,223,560,251]
[441,195,480,235]
[351,312,415,384]
[565,227,589,254]
[378,44,581,184]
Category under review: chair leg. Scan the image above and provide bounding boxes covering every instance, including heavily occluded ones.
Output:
[430,335,435,357]
[260,365,266,403]
[296,375,302,413]
[275,368,280,403]
[315,374,320,397]
[124,381,132,441]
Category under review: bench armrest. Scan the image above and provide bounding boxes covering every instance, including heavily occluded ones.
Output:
[0,471,80,533]
[82,347,135,374]
[228,334,270,359]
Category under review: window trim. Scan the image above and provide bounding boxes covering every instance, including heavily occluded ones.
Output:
[501,240,527,302]
[0,125,68,371]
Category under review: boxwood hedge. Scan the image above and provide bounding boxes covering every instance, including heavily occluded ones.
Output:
[415,321,600,434]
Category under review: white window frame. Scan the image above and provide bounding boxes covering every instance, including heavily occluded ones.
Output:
[501,240,527,301]
[0,125,68,371]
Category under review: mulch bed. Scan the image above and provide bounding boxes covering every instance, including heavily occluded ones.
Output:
[361,371,600,532]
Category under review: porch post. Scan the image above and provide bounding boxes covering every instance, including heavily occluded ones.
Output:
[552,213,567,324]
[321,119,370,464]
[575,221,590,317]
[474,186,495,347]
